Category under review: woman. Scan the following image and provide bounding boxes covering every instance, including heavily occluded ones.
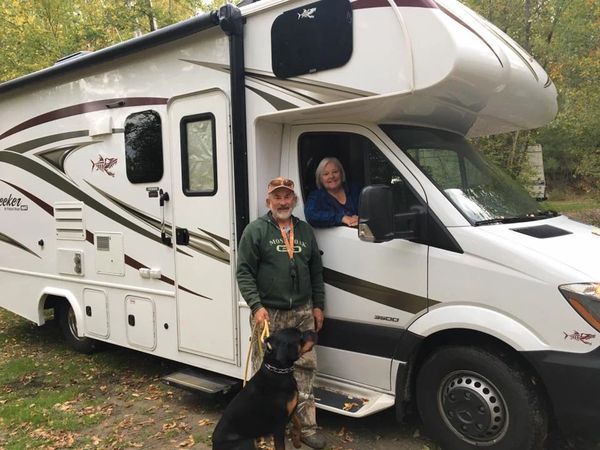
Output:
[305,157,361,228]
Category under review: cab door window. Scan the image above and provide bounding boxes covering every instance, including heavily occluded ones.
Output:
[298,131,424,217]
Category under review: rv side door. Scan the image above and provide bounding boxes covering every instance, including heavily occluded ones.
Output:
[168,90,237,364]
[288,124,428,391]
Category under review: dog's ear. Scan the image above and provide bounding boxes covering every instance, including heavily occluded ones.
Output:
[301,330,317,351]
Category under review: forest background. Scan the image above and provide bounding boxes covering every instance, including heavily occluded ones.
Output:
[0,0,599,200]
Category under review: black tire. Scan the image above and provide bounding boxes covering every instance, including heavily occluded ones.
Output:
[416,345,548,450]
[57,303,96,354]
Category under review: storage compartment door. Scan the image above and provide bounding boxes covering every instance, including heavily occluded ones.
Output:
[125,295,156,350]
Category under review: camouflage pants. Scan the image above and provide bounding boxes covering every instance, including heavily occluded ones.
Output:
[250,303,317,436]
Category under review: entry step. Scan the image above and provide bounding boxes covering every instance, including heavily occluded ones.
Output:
[314,377,395,418]
[163,368,240,394]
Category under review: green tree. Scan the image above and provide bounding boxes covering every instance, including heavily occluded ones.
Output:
[464,0,600,196]
[0,0,222,83]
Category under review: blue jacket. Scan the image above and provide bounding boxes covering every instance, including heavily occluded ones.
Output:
[304,183,361,228]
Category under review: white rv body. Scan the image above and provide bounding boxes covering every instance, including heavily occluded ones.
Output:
[1,0,598,448]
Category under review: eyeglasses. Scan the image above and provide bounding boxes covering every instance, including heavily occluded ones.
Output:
[267,177,295,193]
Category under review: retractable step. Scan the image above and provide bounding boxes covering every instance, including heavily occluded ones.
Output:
[162,368,240,394]
[314,377,395,418]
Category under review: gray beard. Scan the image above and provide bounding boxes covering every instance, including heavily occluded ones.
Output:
[272,209,293,221]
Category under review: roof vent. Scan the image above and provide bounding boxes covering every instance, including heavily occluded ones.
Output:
[54,51,93,66]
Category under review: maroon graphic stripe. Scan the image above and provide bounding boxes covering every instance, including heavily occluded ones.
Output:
[352,0,437,9]
[1,179,54,216]
[0,97,168,141]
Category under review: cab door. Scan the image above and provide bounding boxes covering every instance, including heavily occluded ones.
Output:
[168,90,237,363]
[289,124,429,390]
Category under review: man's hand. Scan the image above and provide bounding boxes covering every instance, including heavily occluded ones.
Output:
[253,307,270,327]
[313,308,324,332]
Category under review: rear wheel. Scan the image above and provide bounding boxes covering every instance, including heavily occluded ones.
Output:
[57,303,96,353]
[416,345,547,450]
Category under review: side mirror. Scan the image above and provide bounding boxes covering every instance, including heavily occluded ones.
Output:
[358,185,426,243]
[358,185,395,243]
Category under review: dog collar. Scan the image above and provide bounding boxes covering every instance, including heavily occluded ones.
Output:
[264,363,294,374]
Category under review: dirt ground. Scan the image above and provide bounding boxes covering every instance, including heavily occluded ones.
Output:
[4,315,597,450]
[2,209,600,449]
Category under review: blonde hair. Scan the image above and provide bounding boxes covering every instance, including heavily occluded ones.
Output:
[315,157,346,189]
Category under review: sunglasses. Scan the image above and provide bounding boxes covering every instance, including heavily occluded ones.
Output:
[267,177,295,190]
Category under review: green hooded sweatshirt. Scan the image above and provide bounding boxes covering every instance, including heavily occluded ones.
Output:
[236,213,325,313]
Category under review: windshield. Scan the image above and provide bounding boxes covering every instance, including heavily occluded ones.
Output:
[381,125,556,225]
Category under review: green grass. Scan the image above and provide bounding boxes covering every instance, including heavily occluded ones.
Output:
[0,313,109,448]
[0,309,190,449]
[543,198,600,212]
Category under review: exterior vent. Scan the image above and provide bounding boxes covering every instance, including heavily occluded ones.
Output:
[96,236,110,251]
[511,224,571,239]
[54,202,85,240]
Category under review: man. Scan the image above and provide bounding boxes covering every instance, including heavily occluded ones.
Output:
[236,176,326,449]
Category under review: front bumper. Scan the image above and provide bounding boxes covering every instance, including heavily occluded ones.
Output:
[524,346,600,436]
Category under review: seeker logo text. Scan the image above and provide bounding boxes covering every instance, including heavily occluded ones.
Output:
[0,194,28,211]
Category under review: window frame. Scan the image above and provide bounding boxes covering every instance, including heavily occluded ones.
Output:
[179,113,218,197]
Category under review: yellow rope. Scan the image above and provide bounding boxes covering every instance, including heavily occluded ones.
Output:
[243,320,270,387]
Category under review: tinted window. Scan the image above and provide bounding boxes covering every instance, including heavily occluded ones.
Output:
[271,0,352,78]
[124,110,163,183]
[181,114,217,196]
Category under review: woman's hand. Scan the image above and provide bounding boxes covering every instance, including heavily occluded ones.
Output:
[341,215,359,227]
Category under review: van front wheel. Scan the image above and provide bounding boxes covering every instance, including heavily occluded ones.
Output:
[57,303,96,354]
[416,345,547,450]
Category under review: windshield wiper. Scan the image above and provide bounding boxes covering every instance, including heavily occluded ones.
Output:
[474,210,559,226]
[474,218,507,226]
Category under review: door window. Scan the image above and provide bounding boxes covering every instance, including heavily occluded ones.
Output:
[180,114,217,196]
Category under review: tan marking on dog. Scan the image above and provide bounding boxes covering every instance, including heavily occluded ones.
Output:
[287,391,298,416]
[300,340,315,355]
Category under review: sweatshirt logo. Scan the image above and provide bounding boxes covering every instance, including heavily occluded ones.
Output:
[276,245,302,253]
[269,237,306,254]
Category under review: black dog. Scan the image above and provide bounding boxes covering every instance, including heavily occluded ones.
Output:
[212,327,317,450]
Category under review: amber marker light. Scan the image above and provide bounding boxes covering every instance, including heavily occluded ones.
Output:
[560,283,600,332]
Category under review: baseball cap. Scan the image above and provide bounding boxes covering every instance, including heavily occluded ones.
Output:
[267,177,295,194]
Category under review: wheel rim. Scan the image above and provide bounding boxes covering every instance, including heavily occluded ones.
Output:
[438,370,508,445]
[66,306,84,341]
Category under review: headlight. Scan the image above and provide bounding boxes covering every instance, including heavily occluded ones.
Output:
[559,283,600,331]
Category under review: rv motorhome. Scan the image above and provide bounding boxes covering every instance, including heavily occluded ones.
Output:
[1,0,599,449]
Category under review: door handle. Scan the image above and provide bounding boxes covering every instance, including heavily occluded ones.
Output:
[176,228,190,245]
[159,189,170,206]
[159,189,171,245]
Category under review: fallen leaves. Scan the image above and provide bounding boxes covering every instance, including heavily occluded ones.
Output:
[177,435,195,447]
[336,427,354,443]
[29,428,76,449]
[342,402,359,411]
